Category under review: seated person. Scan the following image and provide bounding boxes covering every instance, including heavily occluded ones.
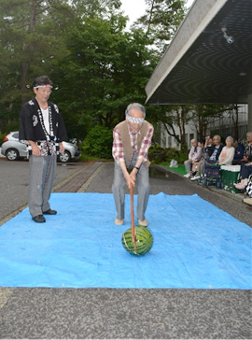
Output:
[234,132,252,190]
[184,139,202,178]
[190,138,205,180]
[218,136,235,165]
[240,131,252,164]
[232,137,244,165]
[191,135,223,180]
[206,135,224,163]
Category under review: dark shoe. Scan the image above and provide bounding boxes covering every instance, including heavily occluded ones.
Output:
[43,209,57,215]
[32,215,46,223]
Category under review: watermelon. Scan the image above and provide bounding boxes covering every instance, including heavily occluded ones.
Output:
[122,226,153,256]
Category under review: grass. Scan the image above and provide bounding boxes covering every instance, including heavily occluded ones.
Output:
[161,163,187,175]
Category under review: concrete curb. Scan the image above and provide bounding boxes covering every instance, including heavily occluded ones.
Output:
[153,164,246,204]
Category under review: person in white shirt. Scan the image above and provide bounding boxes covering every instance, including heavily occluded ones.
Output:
[19,75,68,223]
[218,136,235,165]
[184,139,202,178]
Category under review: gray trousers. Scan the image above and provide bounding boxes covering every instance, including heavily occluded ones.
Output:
[28,155,56,217]
[184,160,192,173]
[112,157,150,221]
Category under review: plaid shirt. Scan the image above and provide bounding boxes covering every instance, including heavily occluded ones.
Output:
[112,121,154,164]
[244,142,252,161]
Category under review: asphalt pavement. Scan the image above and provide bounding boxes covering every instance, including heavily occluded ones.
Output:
[0,159,251,339]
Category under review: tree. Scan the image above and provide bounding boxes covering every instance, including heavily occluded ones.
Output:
[230,104,241,139]
[133,0,187,54]
[51,16,156,139]
[69,0,122,19]
[149,105,192,147]
[189,104,233,139]
[0,0,74,131]
[0,0,158,139]
[130,0,191,147]
[0,0,189,145]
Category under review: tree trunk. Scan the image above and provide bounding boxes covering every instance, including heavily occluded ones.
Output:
[180,106,186,145]
[232,104,239,138]
[21,0,37,104]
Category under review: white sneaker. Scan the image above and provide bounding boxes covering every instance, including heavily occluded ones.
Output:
[191,175,200,181]
[184,173,191,178]
[138,219,148,227]
[115,218,124,225]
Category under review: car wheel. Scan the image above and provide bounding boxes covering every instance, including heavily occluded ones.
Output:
[6,148,19,161]
[59,151,71,163]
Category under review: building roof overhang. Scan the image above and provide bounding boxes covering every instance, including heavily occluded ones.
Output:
[145,0,252,106]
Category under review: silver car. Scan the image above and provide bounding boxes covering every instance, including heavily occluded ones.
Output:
[1,131,81,162]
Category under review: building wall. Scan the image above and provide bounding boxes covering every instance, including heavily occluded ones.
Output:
[210,104,248,139]
[160,104,248,149]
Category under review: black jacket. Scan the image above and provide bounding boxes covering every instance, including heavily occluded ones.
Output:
[205,144,224,161]
[19,98,68,142]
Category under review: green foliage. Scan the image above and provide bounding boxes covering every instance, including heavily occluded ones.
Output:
[0,132,6,146]
[52,17,155,134]
[133,0,187,54]
[79,153,99,162]
[189,104,233,138]
[148,144,188,164]
[82,125,113,159]
[0,0,193,150]
[0,0,74,131]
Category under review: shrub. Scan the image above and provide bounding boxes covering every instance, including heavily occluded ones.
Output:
[149,144,188,165]
[0,132,5,146]
[82,125,113,159]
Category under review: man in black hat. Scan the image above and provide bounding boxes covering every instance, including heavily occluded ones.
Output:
[19,75,68,223]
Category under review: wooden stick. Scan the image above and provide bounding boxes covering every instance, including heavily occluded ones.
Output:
[130,183,137,250]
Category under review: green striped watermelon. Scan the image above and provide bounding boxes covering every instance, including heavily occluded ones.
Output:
[122,226,153,255]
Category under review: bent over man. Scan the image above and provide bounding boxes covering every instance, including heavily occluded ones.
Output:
[19,75,68,223]
[112,103,154,227]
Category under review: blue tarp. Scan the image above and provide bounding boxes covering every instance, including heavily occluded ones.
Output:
[0,193,251,289]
